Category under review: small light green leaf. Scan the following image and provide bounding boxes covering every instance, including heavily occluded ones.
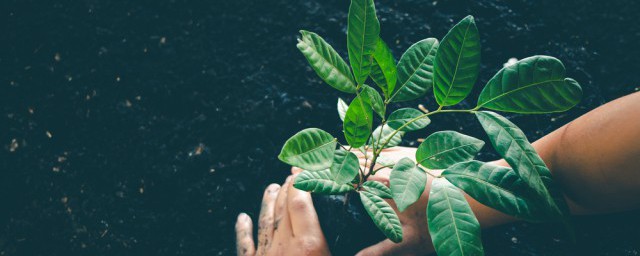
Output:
[443,160,548,222]
[476,111,571,221]
[294,170,355,194]
[391,38,439,102]
[387,108,431,132]
[279,128,337,171]
[337,98,348,121]
[360,191,403,243]
[370,124,404,149]
[297,30,357,93]
[370,38,397,96]
[347,0,380,85]
[344,93,373,147]
[376,155,396,168]
[415,131,484,169]
[476,55,582,114]
[390,158,427,212]
[330,149,360,184]
[362,180,392,199]
[433,15,481,106]
[361,85,385,118]
[428,178,484,256]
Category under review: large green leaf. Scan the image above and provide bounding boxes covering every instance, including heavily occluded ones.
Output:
[279,128,337,171]
[476,55,582,114]
[294,169,355,194]
[390,158,427,212]
[362,180,392,199]
[370,38,398,96]
[360,191,403,243]
[330,149,360,184]
[443,160,547,222]
[416,131,484,169]
[337,98,348,121]
[387,108,431,131]
[428,178,484,256]
[370,124,404,149]
[361,85,385,118]
[297,30,357,93]
[344,93,373,147]
[433,16,481,106]
[347,0,380,85]
[475,111,569,220]
[390,38,439,102]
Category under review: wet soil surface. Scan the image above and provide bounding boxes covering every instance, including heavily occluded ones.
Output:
[1,0,640,255]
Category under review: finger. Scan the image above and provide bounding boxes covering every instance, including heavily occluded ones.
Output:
[273,176,293,236]
[235,213,256,256]
[255,184,280,255]
[290,167,303,174]
[286,175,323,237]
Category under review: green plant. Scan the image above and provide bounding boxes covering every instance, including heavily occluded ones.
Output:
[279,0,582,254]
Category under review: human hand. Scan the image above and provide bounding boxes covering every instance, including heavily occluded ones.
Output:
[235,175,331,256]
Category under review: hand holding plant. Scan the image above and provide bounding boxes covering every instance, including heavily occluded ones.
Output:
[280,0,582,255]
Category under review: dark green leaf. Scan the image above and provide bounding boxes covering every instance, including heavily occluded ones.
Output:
[362,180,392,199]
[360,191,403,243]
[294,170,355,194]
[347,0,380,85]
[416,131,484,169]
[330,149,360,184]
[433,15,481,106]
[370,38,398,96]
[297,30,357,93]
[476,56,582,114]
[362,85,385,118]
[475,111,570,220]
[387,108,431,131]
[443,160,548,222]
[428,178,484,256]
[390,158,427,212]
[391,38,439,102]
[278,128,337,171]
[344,94,373,147]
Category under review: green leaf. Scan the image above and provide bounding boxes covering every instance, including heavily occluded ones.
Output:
[294,170,355,194]
[360,191,403,243]
[347,0,380,85]
[279,128,337,171]
[391,38,439,102]
[442,160,548,222]
[476,55,582,114]
[433,15,481,106]
[376,155,396,168]
[370,38,398,96]
[330,149,360,184]
[428,178,484,256]
[416,131,484,169]
[297,30,357,93]
[337,98,348,121]
[362,180,392,199]
[475,111,569,219]
[387,108,431,132]
[361,85,385,118]
[344,93,373,147]
[390,158,427,212]
[370,124,404,149]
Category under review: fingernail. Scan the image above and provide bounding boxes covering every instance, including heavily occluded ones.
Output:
[237,212,248,221]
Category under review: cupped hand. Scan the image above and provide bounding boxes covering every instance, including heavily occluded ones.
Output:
[235,175,331,256]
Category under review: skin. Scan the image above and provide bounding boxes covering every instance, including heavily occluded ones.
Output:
[237,92,640,256]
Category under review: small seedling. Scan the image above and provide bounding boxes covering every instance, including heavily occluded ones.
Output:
[280,0,582,254]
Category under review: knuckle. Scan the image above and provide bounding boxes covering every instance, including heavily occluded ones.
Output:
[289,196,309,212]
[299,237,323,255]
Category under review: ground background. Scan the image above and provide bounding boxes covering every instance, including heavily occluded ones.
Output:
[1,0,639,255]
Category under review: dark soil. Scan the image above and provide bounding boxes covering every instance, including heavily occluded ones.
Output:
[1,0,639,255]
